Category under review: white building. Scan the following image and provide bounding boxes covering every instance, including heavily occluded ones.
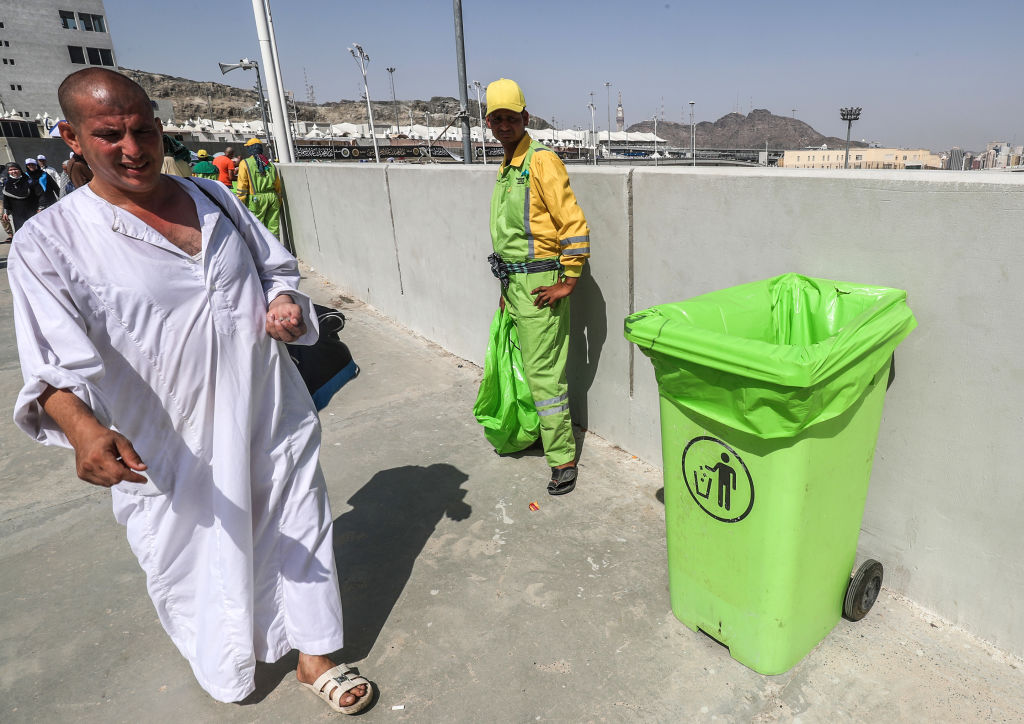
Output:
[0,0,117,125]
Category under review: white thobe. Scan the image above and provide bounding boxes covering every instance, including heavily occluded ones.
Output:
[9,177,345,702]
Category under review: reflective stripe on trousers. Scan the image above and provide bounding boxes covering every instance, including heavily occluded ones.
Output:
[501,267,575,467]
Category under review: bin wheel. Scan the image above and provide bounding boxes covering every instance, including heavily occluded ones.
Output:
[843,559,884,622]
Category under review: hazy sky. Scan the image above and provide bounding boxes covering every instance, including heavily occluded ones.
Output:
[103,0,1022,152]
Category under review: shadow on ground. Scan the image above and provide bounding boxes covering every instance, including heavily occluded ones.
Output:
[244,463,471,703]
[332,464,471,659]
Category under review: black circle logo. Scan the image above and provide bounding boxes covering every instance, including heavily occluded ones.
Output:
[681,436,754,523]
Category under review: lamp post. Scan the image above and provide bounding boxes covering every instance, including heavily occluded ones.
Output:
[219,58,273,154]
[689,100,695,167]
[347,43,380,163]
[472,80,487,164]
[604,82,612,162]
[587,100,596,165]
[840,106,862,169]
[424,111,432,161]
[653,113,658,167]
[386,66,399,135]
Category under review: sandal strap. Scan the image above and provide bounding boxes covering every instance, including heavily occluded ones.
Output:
[313,664,369,705]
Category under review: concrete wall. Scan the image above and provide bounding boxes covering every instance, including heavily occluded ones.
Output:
[280,161,1024,658]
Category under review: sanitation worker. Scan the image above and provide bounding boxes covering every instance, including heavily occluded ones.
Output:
[485,78,591,495]
[236,137,282,237]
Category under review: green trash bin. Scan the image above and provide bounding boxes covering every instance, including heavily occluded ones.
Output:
[624,273,916,675]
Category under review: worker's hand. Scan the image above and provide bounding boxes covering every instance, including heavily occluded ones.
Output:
[531,278,577,309]
[72,427,148,488]
[499,295,505,312]
[267,294,307,342]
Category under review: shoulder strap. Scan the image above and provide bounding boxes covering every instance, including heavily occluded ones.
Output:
[189,178,239,230]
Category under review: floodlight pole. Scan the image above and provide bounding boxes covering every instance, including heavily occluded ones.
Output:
[604,82,612,162]
[840,106,862,169]
[653,114,658,166]
[452,0,472,164]
[689,101,695,167]
[251,0,293,161]
[472,80,487,164]
[587,100,597,165]
[387,67,399,135]
[219,59,272,154]
[348,43,380,163]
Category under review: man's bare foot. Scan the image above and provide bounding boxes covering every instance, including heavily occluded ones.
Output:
[296,653,368,707]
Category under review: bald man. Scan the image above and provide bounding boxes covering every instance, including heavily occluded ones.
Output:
[8,68,373,714]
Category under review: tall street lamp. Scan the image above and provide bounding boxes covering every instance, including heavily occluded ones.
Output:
[689,101,695,167]
[347,43,380,163]
[219,58,273,154]
[840,106,862,169]
[587,100,596,165]
[386,66,399,136]
[604,82,612,162]
[472,80,487,164]
[653,113,659,167]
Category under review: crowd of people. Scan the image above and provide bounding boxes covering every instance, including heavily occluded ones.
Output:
[162,137,283,237]
[1,153,79,241]
[2,132,282,245]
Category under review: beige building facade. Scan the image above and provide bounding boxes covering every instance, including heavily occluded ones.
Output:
[781,147,943,170]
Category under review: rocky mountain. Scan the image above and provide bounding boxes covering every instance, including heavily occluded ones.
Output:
[124,68,848,147]
[628,109,864,150]
[121,67,550,130]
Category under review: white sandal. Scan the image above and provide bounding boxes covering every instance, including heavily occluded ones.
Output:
[301,663,374,714]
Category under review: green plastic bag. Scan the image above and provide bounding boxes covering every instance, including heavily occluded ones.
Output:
[624,273,917,438]
[473,309,541,453]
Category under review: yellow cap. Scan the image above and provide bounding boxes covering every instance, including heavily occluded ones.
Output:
[245,137,261,146]
[196,149,209,158]
[486,78,526,115]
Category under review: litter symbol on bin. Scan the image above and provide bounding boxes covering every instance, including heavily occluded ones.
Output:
[682,436,754,523]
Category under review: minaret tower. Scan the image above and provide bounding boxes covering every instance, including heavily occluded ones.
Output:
[616,91,624,131]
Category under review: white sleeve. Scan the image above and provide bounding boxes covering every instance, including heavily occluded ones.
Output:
[194,178,319,346]
[8,233,113,447]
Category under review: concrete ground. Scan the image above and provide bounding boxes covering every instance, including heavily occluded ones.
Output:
[1,257,1022,723]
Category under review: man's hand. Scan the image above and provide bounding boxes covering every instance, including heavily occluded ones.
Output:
[39,386,148,488]
[499,295,505,311]
[531,277,577,309]
[73,428,148,487]
[266,294,307,342]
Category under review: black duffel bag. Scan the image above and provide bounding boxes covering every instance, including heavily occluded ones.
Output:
[287,304,359,410]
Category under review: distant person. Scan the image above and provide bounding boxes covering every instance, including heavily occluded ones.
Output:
[1,162,39,235]
[25,158,60,211]
[235,138,282,237]
[190,150,219,181]
[160,134,192,176]
[36,154,60,187]
[212,145,235,186]
[9,67,373,714]
[484,78,591,495]
[66,148,93,188]
[58,159,74,196]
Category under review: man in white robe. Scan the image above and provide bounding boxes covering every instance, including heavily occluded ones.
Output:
[9,67,372,713]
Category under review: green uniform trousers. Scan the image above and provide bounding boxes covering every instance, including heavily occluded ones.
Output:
[502,267,576,467]
[248,191,281,237]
